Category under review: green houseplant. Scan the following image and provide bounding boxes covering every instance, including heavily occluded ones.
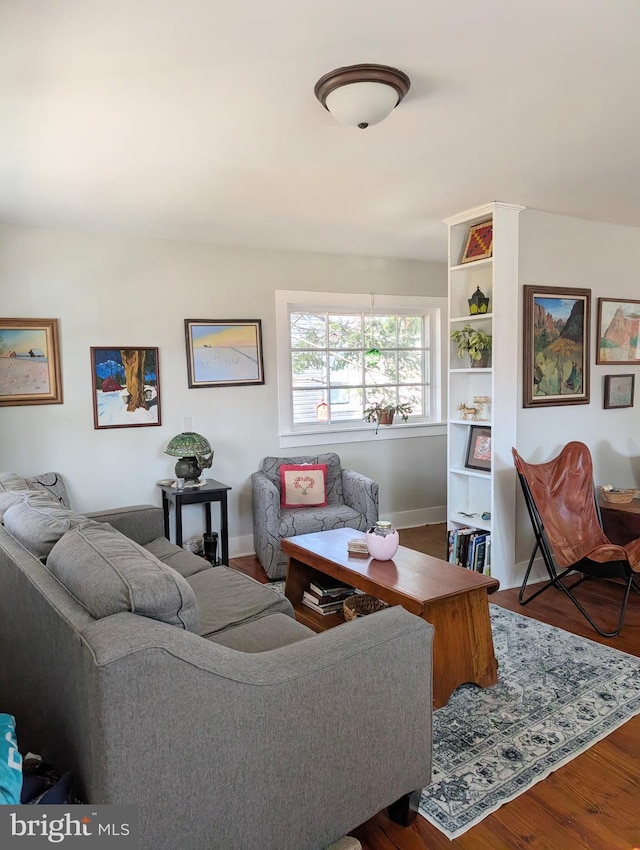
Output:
[450,324,492,367]
[363,401,413,433]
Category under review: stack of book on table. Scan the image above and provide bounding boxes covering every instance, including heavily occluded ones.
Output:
[302,575,356,615]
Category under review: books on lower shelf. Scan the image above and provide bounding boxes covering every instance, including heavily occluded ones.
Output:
[302,580,357,615]
[447,527,491,575]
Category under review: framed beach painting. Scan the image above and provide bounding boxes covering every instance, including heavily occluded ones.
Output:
[90,347,161,429]
[0,318,63,406]
[522,285,591,408]
[184,319,265,388]
[596,298,640,364]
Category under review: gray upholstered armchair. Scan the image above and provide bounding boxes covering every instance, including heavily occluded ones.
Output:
[252,452,379,579]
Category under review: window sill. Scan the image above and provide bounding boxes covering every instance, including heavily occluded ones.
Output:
[279,421,447,449]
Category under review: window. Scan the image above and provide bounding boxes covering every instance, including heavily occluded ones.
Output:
[276,291,446,447]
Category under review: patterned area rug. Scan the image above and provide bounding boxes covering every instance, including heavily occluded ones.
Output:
[420,605,640,838]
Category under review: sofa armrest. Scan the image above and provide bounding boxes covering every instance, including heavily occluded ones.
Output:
[82,606,433,849]
[342,468,379,526]
[84,505,164,546]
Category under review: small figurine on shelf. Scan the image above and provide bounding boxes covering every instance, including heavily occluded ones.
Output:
[458,402,479,421]
[472,395,491,421]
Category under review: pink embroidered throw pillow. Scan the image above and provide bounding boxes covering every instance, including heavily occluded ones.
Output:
[280,464,328,508]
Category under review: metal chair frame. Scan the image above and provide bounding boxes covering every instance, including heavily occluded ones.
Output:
[516,468,639,637]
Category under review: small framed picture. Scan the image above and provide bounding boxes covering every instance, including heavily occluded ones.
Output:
[0,318,63,406]
[184,319,264,388]
[603,374,635,409]
[465,425,492,471]
[460,220,493,264]
[596,299,640,364]
[90,347,161,429]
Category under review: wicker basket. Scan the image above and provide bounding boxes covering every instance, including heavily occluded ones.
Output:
[343,594,389,621]
[599,488,636,504]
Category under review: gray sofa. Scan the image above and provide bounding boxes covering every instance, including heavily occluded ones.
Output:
[252,453,379,579]
[0,472,433,850]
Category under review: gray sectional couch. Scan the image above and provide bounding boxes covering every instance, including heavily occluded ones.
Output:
[0,472,433,850]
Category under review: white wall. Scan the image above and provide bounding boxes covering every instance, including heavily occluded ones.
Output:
[0,224,448,554]
[515,209,640,566]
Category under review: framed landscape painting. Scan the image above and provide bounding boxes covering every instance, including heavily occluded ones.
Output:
[522,285,591,408]
[596,298,640,364]
[184,319,264,388]
[90,347,161,429]
[0,318,63,406]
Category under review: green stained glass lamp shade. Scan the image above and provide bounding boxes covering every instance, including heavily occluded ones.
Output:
[164,432,213,481]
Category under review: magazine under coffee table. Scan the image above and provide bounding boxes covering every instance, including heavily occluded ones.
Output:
[282,527,500,709]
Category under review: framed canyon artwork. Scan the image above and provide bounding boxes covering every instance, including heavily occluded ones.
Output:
[596,299,640,364]
[522,285,591,408]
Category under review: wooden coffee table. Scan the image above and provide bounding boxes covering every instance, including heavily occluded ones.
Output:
[282,527,500,709]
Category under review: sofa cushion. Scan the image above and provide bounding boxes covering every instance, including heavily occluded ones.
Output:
[186,566,293,637]
[0,490,57,522]
[206,612,313,652]
[47,525,199,632]
[2,498,90,559]
[144,536,211,578]
[261,453,344,504]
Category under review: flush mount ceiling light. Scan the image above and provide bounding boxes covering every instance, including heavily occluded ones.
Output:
[314,63,411,129]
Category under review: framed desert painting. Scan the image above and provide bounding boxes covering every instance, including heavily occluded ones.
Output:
[0,318,63,406]
[522,285,591,408]
[90,347,161,429]
[184,319,265,388]
[596,298,640,364]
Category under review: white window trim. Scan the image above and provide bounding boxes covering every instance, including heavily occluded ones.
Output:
[275,290,448,448]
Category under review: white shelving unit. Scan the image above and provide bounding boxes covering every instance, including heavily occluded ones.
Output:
[444,202,524,585]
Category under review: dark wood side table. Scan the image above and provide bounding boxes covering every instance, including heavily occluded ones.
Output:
[158,479,232,565]
[598,493,640,545]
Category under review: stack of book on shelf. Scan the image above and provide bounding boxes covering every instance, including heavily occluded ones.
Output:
[302,575,357,616]
[447,527,491,575]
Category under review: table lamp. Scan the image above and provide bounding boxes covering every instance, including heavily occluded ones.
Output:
[164,432,213,482]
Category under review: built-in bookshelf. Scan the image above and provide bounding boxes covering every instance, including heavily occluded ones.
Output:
[444,202,524,585]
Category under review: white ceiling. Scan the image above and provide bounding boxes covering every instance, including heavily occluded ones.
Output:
[2,0,640,262]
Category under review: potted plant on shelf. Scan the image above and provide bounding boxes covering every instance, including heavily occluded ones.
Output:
[450,325,492,368]
[363,401,413,434]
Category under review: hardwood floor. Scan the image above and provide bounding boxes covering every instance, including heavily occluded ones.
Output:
[229,526,640,850]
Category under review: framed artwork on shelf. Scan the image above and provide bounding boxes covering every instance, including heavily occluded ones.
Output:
[603,374,635,409]
[465,425,492,471]
[184,319,264,388]
[90,347,161,429]
[522,285,591,408]
[596,298,640,364]
[460,220,493,264]
[0,318,63,406]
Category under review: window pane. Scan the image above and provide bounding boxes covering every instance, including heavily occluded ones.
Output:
[330,351,363,385]
[398,351,423,383]
[291,351,326,387]
[364,315,397,349]
[329,387,363,421]
[364,388,396,408]
[328,315,362,349]
[401,385,425,416]
[398,316,423,348]
[291,313,326,349]
[292,390,328,425]
[364,351,397,385]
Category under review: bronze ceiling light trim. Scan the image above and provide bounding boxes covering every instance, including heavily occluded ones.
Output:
[314,63,411,129]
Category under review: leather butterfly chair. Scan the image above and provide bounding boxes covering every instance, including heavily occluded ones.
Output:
[512,441,640,637]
